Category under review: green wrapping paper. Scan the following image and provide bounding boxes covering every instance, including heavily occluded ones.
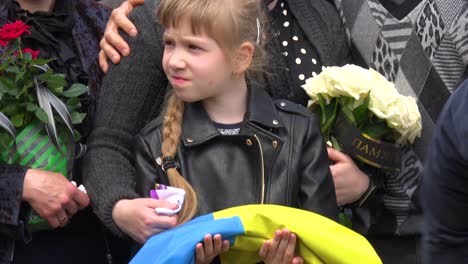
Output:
[0,122,72,232]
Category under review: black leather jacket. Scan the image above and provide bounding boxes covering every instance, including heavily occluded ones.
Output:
[134,87,339,221]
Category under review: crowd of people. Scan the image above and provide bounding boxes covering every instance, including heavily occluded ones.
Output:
[0,0,467,263]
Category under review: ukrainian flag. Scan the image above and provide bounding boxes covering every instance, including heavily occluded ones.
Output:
[130,204,381,264]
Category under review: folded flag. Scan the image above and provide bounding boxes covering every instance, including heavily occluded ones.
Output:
[130,204,381,264]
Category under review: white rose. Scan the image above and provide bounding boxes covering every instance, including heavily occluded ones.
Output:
[368,71,400,119]
[302,67,340,105]
[322,65,373,101]
[385,96,421,144]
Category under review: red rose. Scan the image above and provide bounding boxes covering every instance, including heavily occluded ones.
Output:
[0,20,31,47]
[13,48,40,59]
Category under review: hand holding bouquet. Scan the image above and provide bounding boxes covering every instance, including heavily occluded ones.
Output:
[303,64,421,171]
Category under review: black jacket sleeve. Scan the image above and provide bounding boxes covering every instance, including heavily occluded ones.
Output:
[299,115,340,222]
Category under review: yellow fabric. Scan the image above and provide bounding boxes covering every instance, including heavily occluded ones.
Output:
[213,204,381,264]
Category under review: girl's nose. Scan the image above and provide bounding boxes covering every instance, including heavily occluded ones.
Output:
[168,49,186,69]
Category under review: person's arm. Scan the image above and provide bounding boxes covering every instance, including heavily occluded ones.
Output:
[82,1,169,237]
[0,164,29,240]
[299,114,340,222]
[99,0,146,72]
[422,80,468,263]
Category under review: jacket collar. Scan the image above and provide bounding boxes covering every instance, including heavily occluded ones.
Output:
[181,85,284,146]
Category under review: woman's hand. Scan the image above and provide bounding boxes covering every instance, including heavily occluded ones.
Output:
[99,0,144,72]
[195,234,230,264]
[112,198,178,243]
[327,147,370,206]
[259,229,303,264]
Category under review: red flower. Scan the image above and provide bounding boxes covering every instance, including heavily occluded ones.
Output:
[13,48,40,60]
[0,20,31,47]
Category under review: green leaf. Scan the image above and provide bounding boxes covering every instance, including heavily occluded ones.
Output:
[11,114,24,127]
[338,212,352,228]
[5,66,19,74]
[24,103,38,112]
[61,84,88,98]
[15,69,26,83]
[73,129,82,141]
[45,74,67,89]
[70,111,87,124]
[362,121,392,140]
[341,103,356,125]
[352,96,370,128]
[35,108,49,124]
[31,59,50,65]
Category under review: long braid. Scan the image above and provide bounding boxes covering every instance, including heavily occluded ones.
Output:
[161,93,197,224]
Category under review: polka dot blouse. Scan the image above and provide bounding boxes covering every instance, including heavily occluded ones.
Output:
[271,1,322,103]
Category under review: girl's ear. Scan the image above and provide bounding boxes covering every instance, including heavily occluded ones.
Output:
[234,41,255,74]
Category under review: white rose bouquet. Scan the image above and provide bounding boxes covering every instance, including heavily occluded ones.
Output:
[303,64,421,171]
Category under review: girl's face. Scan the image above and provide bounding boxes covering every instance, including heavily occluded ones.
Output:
[162,17,237,103]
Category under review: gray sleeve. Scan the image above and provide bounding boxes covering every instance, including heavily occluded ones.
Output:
[82,1,168,237]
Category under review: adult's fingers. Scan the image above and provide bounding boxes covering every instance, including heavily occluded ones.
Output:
[100,37,122,64]
[63,198,79,217]
[71,187,90,209]
[56,210,69,228]
[327,147,350,163]
[99,50,109,72]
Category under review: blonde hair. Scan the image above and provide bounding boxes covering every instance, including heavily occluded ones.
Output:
[157,0,267,224]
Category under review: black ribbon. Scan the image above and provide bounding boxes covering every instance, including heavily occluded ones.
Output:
[332,112,403,172]
[162,156,179,172]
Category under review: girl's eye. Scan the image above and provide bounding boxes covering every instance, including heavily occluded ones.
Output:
[164,40,174,46]
[188,44,201,51]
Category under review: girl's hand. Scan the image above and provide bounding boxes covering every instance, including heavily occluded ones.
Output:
[259,229,303,264]
[112,198,178,243]
[195,234,230,264]
[327,147,370,206]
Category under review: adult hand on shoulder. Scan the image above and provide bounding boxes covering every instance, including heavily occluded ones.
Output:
[195,234,230,264]
[99,0,145,72]
[259,229,303,264]
[112,198,178,244]
[327,147,370,206]
[22,169,90,228]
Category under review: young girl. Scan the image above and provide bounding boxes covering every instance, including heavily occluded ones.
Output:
[132,0,338,262]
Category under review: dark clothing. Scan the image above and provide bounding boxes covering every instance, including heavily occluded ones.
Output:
[422,79,468,263]
[333,0,468,262]
[135,87,339,221]
[0,1,112,263]
[82,0,350,237]
[269,1,324,106]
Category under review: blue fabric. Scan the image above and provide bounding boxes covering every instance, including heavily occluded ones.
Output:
[422,79,468,263]
[130,214,244,264]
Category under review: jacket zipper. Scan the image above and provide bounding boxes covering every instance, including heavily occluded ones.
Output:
[10,240,15,263]
[253,134,265,204]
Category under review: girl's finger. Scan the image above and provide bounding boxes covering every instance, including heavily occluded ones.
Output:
[212,234,222,253]
[259,240,271,259]
[222,240,230,252]
[283,233,297,263]
[195,243,205,262]
[203,234,213,257]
